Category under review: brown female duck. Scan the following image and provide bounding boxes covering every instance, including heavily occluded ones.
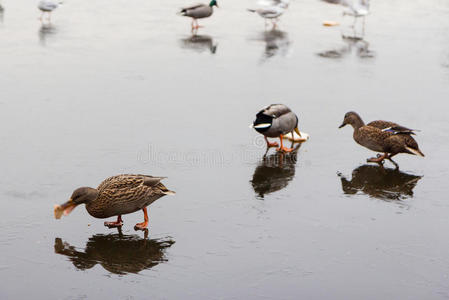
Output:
[54,174,175,230]
[339,111,424,167]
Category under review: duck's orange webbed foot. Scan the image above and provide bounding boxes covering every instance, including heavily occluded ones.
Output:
[276,135,293,152]
[367,153,387,165]
[264,137,279,148]
[104,215,123,228]
[134,207,149,231]
[277,146,294,153]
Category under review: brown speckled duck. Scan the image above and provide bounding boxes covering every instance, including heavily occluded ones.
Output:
[339,111,424,167]
[54,174,175,230]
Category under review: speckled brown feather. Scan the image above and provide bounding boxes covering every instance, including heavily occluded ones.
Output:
[86,174,174,219]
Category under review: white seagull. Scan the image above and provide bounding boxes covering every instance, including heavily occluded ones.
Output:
[248,0,290,28]
[38,0,62,22]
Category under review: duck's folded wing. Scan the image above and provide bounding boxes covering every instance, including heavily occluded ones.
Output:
[368,120,416,135]
[261,104,291,118]
[180,3,205,13]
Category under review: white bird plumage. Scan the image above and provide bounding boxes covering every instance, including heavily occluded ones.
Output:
[341,0,369,17]
[248,0,289,28]
[38,0,62,22]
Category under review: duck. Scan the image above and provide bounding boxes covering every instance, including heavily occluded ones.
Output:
[54,174,175,230]
[339,111,424,167]
[251,104,303,152]
[38,0,61,22]
[248,0,289,28]
[179,0,218,31]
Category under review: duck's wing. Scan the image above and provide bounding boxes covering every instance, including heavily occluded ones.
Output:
[180,4,211,18]
[368,120,417,135]
[180,3,204,12]
[260,104,292,119]
[98,174,173,195]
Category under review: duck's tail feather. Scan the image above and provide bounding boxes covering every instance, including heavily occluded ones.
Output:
[163,190,176,195]
[247,8,256,13]
[406,146,425,157]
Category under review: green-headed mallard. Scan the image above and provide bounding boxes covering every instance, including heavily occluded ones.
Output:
[179,0,218,30]
[339,111,424,167]
[54,174,175,230]
[251,104,304,152]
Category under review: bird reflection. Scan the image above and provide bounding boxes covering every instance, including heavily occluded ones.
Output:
[255,29,290,62]
[318,31,374,59]
[0,4,4,24]
[179,34,217,54]
[54,230,175,275]
[338,165,422,201]
[38,23,57,46]
[250,143,300,198]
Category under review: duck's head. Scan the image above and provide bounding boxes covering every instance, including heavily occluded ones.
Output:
[54,187,98,219]
[209,0,218,8]
[339,111,364,129]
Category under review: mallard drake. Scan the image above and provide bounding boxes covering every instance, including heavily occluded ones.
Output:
[179,0,218,31]
[339,111,424,167]
[248,0,289,28]
[251,104,303,152]
[38,0,61,22]
[54,174,175,230]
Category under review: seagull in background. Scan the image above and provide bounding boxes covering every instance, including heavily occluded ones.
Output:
[38,0,62,23]
[341,0,370,17]
[248,0,290,29]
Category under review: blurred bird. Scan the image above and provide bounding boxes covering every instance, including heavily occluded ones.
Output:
[251,104,302,153]
[179,0,218,31]
[38,0,62,22]
[341,0,370,17]
[248,0,289,28]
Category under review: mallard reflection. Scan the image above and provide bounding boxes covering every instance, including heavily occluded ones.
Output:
[38,23,57,46]
[54,231,175,275]
[180,34,217,54]
[338,165,422,201]
[250,144,300,198]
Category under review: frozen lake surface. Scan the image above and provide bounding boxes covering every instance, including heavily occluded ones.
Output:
[1,0,449,299]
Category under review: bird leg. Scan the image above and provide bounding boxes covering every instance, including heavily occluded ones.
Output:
[277,135,293,152]
[387,153,399,169]
[134,207,149,230]
[367,153,388,165]
[104,215,123,228]
[265,136,279,148]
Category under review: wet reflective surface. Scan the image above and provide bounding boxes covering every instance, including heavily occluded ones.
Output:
[54,230,175,275]
[251,144,300,198]
[338,165,422,201]
[1,0,449,299]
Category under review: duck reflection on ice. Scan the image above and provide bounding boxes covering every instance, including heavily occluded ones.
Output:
[38,23,57,46]
[180,34,217,54]
[338,165,422,201]
[251,144,300,199]
[54,230,175,275]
